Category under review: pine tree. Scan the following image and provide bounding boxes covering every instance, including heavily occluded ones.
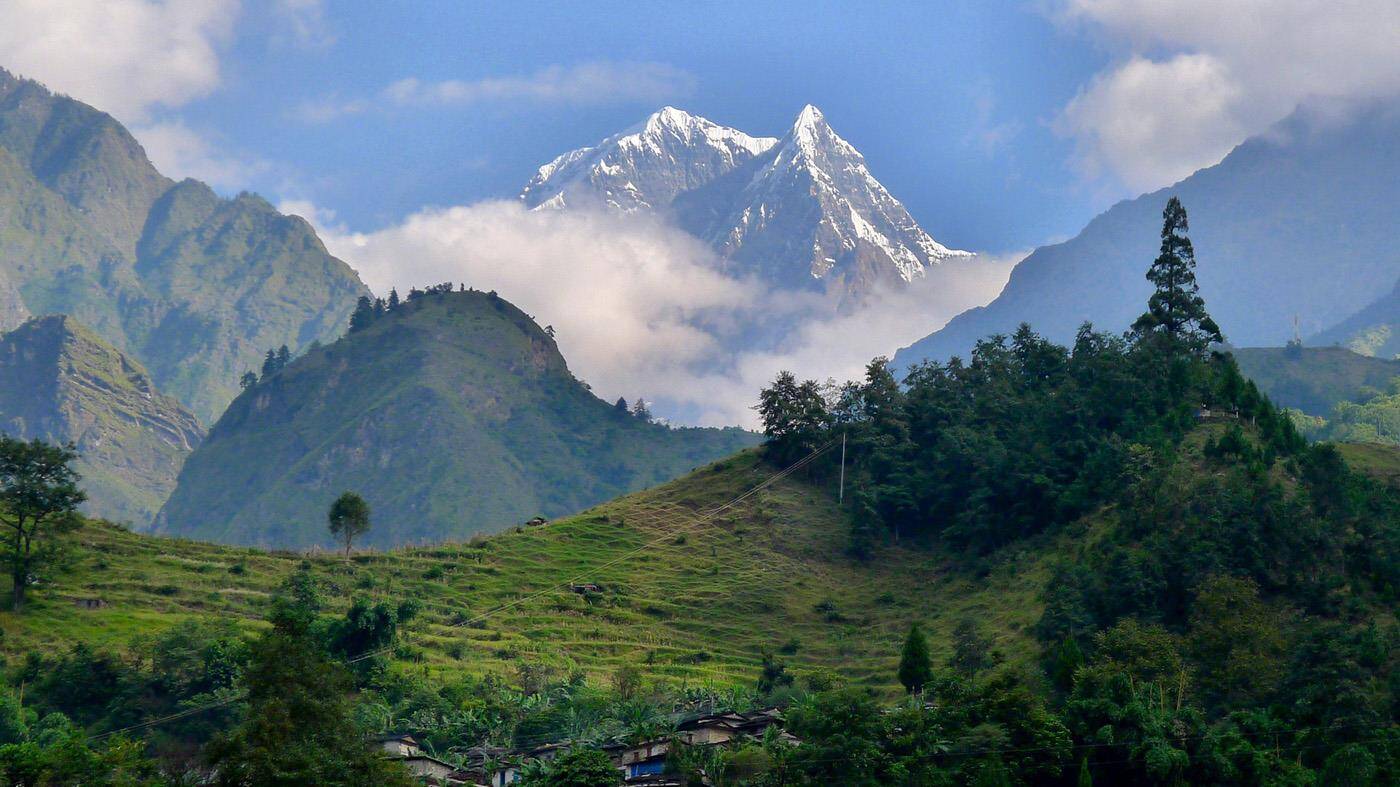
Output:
[348,295,375,332]
[387,288,400,310]
[1131,197,1223,350]
[260,349,278,378]
[275,345,291,370]
[614,397,629,413]
[897,622,933,694]
[631,399,653,422]
[239,371,258,390]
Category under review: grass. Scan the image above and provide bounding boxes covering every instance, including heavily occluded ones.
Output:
[14,438,1389,696]
[0,450,1058,695]
[1335,442,1400,486]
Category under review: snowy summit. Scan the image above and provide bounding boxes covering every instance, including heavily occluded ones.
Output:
[521,105,971,305]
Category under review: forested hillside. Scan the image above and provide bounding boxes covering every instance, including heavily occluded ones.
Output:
[1233,345,1400,415]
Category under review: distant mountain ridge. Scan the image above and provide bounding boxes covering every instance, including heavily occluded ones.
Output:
[522,105,971,304]
[1310,277,1400,359]
[0,315,203,524]
[1234,346,1400,416]
[895,103,1400,368]
[157,289,759,549]
[0,68,370,422]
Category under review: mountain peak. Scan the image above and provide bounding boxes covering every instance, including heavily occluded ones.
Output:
[794,103,825,129]
[522,105,972,302]
[644,105,700,132]
[521,108,775,212]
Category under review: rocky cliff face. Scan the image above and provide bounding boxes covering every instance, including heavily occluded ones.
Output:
[0,68,370,422]
[0,315,204,524]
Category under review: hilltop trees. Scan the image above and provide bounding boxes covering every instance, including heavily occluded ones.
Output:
[0,437,85,610]
[327,492,371,557]
[755,197,1277,554]
[757,371,830,467]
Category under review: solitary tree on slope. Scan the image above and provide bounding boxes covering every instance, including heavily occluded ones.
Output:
[898,622,933,695]
[327,492,371,558]
[0,437,85,610]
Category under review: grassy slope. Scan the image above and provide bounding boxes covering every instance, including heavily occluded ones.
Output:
[1233,346,1400,415]
[2,450,1055,694]
[1335,442,1400,486]
[16,438,1394,695]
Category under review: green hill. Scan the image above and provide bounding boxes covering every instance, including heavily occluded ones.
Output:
[156,289,760,549]
[1233,345,1400,415]
[0,68,368,421]
[0,315,203,524]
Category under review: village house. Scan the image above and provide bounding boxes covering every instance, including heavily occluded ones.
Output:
[601,708,794,785]
[371,733,478,786]
[388,707,796,785]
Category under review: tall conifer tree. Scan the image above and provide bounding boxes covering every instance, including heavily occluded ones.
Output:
[1132,197,1223,350]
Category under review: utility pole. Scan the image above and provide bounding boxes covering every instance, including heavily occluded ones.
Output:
[838,431,847,504]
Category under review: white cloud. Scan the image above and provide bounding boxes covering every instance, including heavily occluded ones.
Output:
[134,119,266,190]
[289,200,1014,427]
[271,0,333,49]
[1056,0,1400,191]
[298,61,695,122]
[0,0,238,123]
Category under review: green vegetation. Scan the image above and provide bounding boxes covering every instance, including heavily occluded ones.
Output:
[1234,345,1400,415]
[158,287,759,549]
[0,437,84,609]
[0,196,1393,784]
[0,69,367,421]
[749,197,1400,783]
[3,448,1048,688]
[327,492,372,557]
[1291,377,1400,446]
[0,316,203,524]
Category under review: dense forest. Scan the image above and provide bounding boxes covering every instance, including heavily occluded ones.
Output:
[0,199,1394,784]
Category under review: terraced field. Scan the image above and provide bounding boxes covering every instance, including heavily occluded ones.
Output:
[1,450,1055,694]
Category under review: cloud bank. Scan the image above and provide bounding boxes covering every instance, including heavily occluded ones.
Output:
[299,61,696,123]
[1056,0,1400,192]
[286,200,1014,427]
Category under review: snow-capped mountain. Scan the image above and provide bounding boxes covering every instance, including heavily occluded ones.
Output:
[520,107,777,213]
[521,105,971,304]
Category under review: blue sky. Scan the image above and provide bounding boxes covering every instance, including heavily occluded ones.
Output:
[156,1,1112,253]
